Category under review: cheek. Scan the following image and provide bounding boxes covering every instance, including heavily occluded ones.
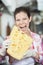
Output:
[25,20,29,25]
[15,21,19,25]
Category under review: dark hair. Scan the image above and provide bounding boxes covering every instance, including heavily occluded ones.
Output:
[14,7,31,20]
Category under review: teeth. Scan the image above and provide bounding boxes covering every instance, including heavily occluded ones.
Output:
[20,27,24,28]
[20,26,26,29]
[20,27,22,28]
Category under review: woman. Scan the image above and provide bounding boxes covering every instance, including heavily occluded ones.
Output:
[3,7,42,65]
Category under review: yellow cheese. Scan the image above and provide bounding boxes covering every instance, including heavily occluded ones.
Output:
[7,26,33,60]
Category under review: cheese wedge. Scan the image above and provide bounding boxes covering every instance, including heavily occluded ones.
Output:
[7,26,33,60]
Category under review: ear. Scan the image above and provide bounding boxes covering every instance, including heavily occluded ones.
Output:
[29,16,32,23]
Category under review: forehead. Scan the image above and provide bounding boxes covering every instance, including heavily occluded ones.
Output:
[15,12,28,19]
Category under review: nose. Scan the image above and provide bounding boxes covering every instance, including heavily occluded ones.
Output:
[20,20,24,24]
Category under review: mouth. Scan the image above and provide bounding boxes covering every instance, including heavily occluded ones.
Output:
[19,25,27,29]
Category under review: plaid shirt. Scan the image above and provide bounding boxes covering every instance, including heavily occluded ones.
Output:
[30,32,42,60]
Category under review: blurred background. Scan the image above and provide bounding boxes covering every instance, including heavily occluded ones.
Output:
[0,0,43,43]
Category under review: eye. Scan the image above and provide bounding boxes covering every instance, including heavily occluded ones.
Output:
[23,18,27,20]
[16,19,20,21]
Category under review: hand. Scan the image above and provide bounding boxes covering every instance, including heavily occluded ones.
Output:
[34,52,40,60]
